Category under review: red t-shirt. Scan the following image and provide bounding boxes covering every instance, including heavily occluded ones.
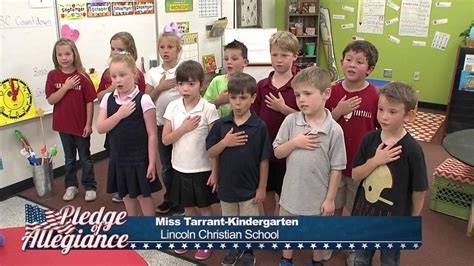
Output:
[97,67,146,93]
[45,69,97,136]
[252,71,298,161]
[325,82,379,177]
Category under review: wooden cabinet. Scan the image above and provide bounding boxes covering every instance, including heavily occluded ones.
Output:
[286,0,320,69]
[445,46,474,134]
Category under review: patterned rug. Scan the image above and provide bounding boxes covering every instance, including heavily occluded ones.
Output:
[405,111,446,143]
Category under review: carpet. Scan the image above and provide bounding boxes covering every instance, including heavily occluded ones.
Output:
[0,227,147,266]
[405,111,446,143]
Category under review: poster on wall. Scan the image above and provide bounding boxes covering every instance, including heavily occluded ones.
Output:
[399,0,432,37]
[356,0,385,35]
[165,0,193,12]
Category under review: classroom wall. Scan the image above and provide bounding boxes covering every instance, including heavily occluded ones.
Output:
[275,0,474,106]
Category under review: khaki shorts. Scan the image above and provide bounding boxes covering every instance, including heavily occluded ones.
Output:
[221,198,260,216]
[335,175,360,213]
[279,206,320,216]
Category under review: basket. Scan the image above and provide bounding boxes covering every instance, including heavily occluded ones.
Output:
[430,175,474,220]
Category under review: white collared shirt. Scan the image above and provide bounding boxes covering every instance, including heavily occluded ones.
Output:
[163,97,219,173]
[145,64,180,125]
[99,86,155,113]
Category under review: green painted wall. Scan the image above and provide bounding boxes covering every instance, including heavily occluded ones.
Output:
[275,0,474,105]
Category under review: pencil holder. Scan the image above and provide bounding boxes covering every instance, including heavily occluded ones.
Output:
[31,159,54,197]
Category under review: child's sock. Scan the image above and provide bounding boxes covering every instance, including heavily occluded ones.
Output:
[311,259,324,265]
[281,257,293,263]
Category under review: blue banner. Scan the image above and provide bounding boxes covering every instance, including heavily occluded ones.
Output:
[110,216,421,251]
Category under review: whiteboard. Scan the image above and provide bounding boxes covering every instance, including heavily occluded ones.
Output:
[0,0,58,115]
[224,28,277,64]
[56,0,157,79]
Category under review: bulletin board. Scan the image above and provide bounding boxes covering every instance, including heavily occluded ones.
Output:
[0,0,59,125]
[55,0,158,81]
[157,0,223,68]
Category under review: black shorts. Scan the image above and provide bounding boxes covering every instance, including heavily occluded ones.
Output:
[170,169,219,208]
[266,161,286,195]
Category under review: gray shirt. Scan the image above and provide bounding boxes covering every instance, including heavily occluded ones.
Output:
[273,109,346,215]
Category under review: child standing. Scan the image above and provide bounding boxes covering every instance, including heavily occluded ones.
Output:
[45,38,97,202]
[145,25,184,215]
[206,73,272,266]
[351,82,428,265]
[204,40,249,117]
[325,40,379,264]
[274,66,346,266]
[97,32,146,101]
[96,53,162,216]
[252,31,299,216]
[97,32,146,203]
[162,60,219,261]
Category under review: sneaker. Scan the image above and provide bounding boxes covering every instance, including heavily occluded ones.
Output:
[323,250,332,261]
[239,252,256,266]
[222,250,244,265]
[279,258,295,266]
[346,251,355,266]
[156,201,173,213]
[174,249,188,255]
[171,205,185,216]
[112,193,123,203]
[194,249,212,260]
[85,190,97,202]
[63,187,78,201]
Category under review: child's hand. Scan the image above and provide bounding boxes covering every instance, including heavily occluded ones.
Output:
[320,199,335,216]
[82,125,92,137]
[214,90,229,106]
[180,115,201,133]
[372,143,402,166]
[254,187,266,204]
[222,128,248,147]
[146,163,156,182]
[156,75,176,92]
[206,173,218,193]
[116,101,136,119]
[64,75,80,90]
[265,92,287,113]
[335,95,361,115]
[293,130,321,150]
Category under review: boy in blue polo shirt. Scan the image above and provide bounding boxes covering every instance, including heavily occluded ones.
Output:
[206,72,272,266]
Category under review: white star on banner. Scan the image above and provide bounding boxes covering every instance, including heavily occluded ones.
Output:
[130,243,136,249]
[156,243,162,249]
[220,243,226,249]
[246,243,252,249]
[233,243,239,249]
[182,243,188,249]
[336,243,342,249]
[413,243,419,249]
[375,243,380,249]
[362,243,368,249]
[400,243,406,249]
[207,243,214,249]
[297,243,304,249]
[259,243,265,249]
[349,243,355,249]
[194,243,200,249]
[310,243,317,249]
[284,243,291,249]
[387,243,393,249]
[323,243,329,249]
[143,243,149,249]
[272,243,278,249]
[169,243,175,249]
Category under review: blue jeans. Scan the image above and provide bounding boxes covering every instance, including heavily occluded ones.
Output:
[355,250,401,266]
[59,133,96,191]
[157,125,174,203]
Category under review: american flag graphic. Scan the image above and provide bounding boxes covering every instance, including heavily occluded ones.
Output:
[25,204,76,235]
